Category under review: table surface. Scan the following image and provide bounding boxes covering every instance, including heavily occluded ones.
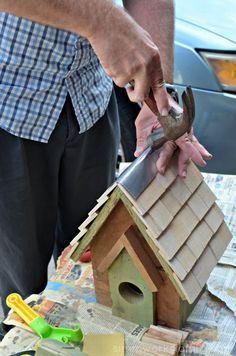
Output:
[0,173,236,356]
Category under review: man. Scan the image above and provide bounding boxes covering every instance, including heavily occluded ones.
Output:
[0,0,211,315]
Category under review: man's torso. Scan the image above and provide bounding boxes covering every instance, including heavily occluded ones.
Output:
[0,12,112,142]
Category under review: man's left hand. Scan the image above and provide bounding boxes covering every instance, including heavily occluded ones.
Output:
[134,102,212,177]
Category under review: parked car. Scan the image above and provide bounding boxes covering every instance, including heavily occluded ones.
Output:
[117,0,236,174]
[174,0,236,174]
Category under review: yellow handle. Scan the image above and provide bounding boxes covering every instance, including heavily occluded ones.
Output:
[6,293,39,325]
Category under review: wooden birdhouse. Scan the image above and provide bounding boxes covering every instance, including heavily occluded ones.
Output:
[70,159,232,329]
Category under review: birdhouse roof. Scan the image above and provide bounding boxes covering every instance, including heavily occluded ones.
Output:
[70,160,232,304]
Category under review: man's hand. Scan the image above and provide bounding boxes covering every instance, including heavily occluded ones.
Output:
[134,102,212,177]
[88,5,169,116]
[0,0,169,116]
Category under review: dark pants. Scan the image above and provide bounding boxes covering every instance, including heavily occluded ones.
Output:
[0,92,119,315]
[114,85,140,162]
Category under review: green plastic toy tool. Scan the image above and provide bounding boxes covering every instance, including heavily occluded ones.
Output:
[6,293,83,344]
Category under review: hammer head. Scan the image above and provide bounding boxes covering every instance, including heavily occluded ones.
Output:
[147,86,195,149]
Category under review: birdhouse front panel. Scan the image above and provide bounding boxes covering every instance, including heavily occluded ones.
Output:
[108,248,156,327]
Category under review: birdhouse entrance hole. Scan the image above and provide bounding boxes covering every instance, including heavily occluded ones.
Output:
[119,282,144,304]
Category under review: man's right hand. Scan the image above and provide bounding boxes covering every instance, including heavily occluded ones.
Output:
[88,5,169,116]
[0,0,168,115]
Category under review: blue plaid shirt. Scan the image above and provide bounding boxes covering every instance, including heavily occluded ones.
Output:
[0,12,113,142]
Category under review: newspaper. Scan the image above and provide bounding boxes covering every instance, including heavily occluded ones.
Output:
[203,173,236,267]
[46,254,96,306]
[0,260,147,355]
[182,291,236,355]
[207,265,236,317]
[0,327,39,356]
[218,230,236,267]
[1,297,147,355]
[2,288,236,355]
[77,303,147,355]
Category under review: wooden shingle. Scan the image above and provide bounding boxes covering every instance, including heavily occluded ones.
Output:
[89,197,109,216]
[175,205,199,234]
[186,221,213,259]
[173,271,202,304]
[168,258,187,281]
[204,203,224,233]
[160,190,182,218]
[157,205,199,260]
[145,215,163,237]
[154,167,177,189]
[196,181,216,208]
[170,177,192,205]
[187,193,209,220]
[182,161,203,192]
[156,223,189,261]
[97,182,117,202]
[192,246,218,287]
[79,212,98,231]
[135,176,167,215]
[171,245,198,281]
[70,228,87,245]
[148,200,173,232]
[210,223,232,259]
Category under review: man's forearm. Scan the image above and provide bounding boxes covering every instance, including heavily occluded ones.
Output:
[0,0,114,38]
[0,0,169,113]
[123,0,174,83]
